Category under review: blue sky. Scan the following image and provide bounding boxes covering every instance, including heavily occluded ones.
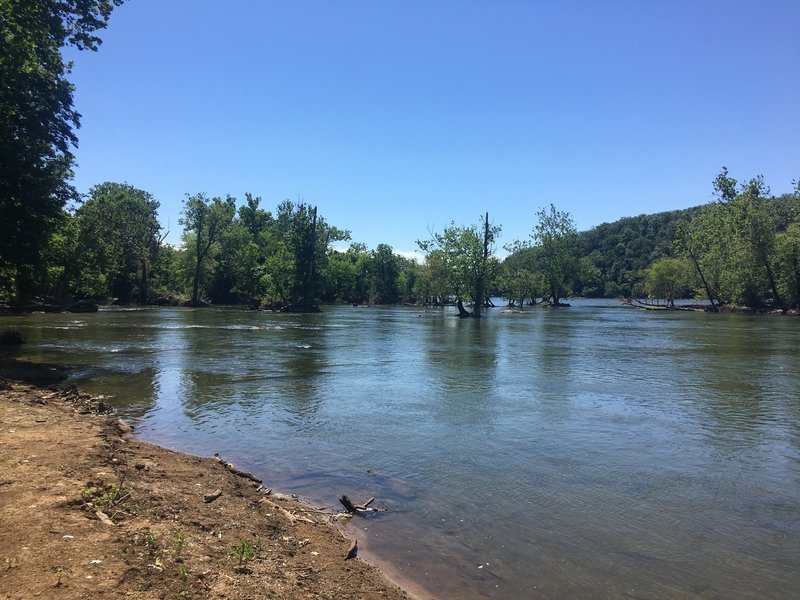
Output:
[66,0,800,254]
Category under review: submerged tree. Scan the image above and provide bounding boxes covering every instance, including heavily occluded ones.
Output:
[417,213,500,317]
[531,204,578,305]
[641,257,692,307]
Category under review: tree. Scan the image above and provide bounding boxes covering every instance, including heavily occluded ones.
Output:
[366,244,400,304]
[677,206,728,311]
[180,194,236,306]
[272,201,350,311]
[417,214,500,317]
[641,257,691,307]
[0,0,122,303]
[531,204,578,305]
[74,182,162,303]
[775,223,800,308]
[322,243,368,304]
[678,169,797,310]
[728,176,782,308]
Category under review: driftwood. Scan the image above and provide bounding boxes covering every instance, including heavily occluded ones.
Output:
[259,498,317,525]
[213,454,263,485]
[339,495,358,513]
[339,495,381,515]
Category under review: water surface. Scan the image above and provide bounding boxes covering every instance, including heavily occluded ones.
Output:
[3,301,799,599]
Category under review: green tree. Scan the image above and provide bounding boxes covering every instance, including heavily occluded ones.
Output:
[531,204,577,305]
[272,201,350,311]
[641,257,691,307]
[396,255,420,304]
[366,244,400,304]
[727,176,782,308]
[774,181,800,308]
[677,205,728,311]
[575,256,604,298]
[0,0,122,303]
[499,242,540,307]
[774,223,800,308]
[73,182,162,303]
[180,193,236,306]
[321,243,368,304]
[417,213,500,317]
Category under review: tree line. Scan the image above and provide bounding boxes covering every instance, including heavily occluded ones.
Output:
[3,3,799,313]
[2,173,799,313]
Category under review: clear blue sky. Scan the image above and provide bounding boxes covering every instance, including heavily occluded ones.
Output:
[66,0,800,254]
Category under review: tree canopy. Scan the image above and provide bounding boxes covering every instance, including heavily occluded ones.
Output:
[417,214,500,317]
[0,0,122,302]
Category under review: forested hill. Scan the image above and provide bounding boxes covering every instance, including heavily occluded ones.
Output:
[576,206,702,297]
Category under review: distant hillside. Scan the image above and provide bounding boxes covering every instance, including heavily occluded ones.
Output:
[577,205,703,297]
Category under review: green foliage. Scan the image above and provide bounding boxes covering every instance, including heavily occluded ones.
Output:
[498,242,540,306]
[180,193,237,305]
[532,204,578,305]
[265,200,350,310]
[417,214,500,316]
[231,539,255,567]
[81,477,128,513]
[774,221,800,308]
[366,244,400,304]
[142,530,157,555]
[172,530,185,558]
[575,257,604,298]
[72,182,161,302]
[323,244,369,304]
[676,170,800,309]
[641,257,692,306]
[0,0,122,303]
[578,207,699,297]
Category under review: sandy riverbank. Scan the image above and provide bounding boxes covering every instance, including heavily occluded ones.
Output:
[0,380,417,599]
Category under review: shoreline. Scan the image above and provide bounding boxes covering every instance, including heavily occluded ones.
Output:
[0,380,424,599]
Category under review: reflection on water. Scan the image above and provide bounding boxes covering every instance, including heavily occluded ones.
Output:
[3,302,799,599]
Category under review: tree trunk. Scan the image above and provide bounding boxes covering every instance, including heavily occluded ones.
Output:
[192,261,201,306]
[456,299,472,318]
[687,247,717,312]
[473,212,491,319]
[762,257,783,310]
[139,257,149,305]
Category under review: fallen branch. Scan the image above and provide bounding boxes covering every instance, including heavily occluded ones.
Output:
[213,454,263,485]
[339,494,384,514]
[261,498,298,526]
[355,497,374,510]
[339,495,358,514]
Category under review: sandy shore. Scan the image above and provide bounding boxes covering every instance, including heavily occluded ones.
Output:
[0,380,417,599]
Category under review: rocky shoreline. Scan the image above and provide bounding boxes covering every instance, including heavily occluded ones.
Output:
[0,380,417,599]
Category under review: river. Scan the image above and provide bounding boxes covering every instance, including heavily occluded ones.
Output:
[3,300,799,599]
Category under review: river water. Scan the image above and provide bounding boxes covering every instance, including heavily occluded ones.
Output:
[3,301,799,599]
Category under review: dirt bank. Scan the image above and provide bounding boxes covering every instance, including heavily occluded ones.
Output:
[0,381,414,599]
